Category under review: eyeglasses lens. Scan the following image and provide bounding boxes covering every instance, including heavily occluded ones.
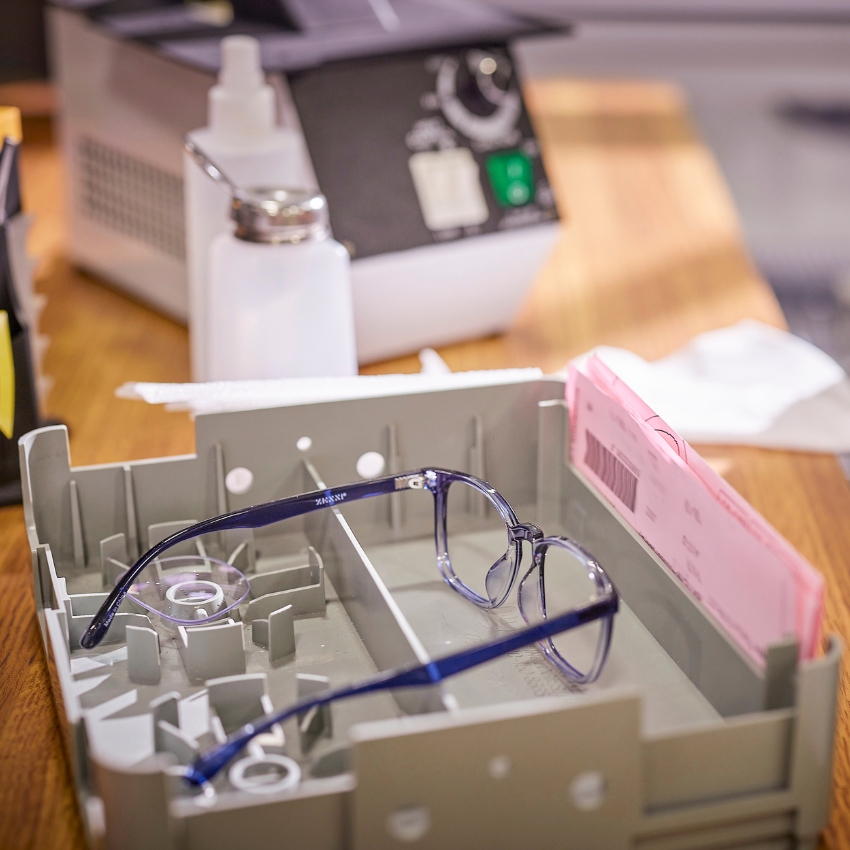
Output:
[445,480,513,605]
[521,544,606,681]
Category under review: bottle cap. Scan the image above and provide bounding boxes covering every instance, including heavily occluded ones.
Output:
[209,36,275,143]
[231,188,330,244]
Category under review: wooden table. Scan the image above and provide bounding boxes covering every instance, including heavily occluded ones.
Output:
[1,80,847,849]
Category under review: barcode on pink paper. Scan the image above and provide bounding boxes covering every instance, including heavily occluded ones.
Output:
[584,431,638,512]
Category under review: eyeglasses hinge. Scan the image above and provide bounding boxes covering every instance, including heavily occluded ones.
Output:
[396,474,426,490]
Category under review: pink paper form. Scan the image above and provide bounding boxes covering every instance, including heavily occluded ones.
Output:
[568,356,824,667]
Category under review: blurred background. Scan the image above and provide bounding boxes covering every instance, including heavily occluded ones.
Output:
[509,6,850,373]
[3,0,850,368]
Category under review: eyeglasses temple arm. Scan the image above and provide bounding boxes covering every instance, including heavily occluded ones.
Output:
[185,592,619,785]
[431,596,618,677]
[80,472,422,649]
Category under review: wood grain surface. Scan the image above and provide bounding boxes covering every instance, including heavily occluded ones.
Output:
[1,80,847,849]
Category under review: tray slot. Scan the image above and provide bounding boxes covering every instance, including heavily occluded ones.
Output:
[251,603,296,663]
[644,710,793,811]
[764,638,798,710]
[635,810,795,850]
[207,673,285,749]
[302,458,447,717]
[563,466,770,716]
[70,479,86,569]
[245,547,325,620]
[100,532,128,589]
[148,520,199,555]
[387,423,403,533]
[467,414,487,518]
[297,673,333,754]
[32,545,55,641]
[126,624,161,685]
[359,531,721,733]
[790,635,842,843]
[245,574,325,621]
[177,619,246,682]
[536,399,567,527]
[224,531,255,573]
[174,775,352,850]
[122,465,139,560]
[64,593,148,648]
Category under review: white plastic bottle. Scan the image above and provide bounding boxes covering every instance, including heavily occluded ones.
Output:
[184,35,308,381]
[207,189,357,380]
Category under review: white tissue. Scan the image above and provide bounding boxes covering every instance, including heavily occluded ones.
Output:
[572,320,850,452]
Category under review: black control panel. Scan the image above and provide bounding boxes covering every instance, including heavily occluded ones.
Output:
[290,45,559,260]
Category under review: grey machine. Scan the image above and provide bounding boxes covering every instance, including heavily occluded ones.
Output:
[47,0,562,361]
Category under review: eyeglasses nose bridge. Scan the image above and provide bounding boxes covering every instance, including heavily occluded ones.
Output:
[509,523,544,544]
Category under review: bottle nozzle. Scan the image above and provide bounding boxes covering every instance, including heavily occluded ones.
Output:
[208,35,275,142]
[219,36,264,92]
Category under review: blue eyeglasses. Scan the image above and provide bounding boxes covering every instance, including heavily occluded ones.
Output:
[81,469,618,785]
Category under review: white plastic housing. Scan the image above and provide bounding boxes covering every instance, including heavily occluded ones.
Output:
[351,222,560,363]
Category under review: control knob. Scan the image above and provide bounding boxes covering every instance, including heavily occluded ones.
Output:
[436,50,522,145]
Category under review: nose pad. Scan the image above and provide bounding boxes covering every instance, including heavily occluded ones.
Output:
[518,566,543,623]
[484,554,514,605]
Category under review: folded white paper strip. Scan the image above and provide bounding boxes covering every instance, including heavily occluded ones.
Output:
[571,320,850,453]
[117,368,543,416]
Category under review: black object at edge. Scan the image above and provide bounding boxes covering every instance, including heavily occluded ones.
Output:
[0,137,41,503]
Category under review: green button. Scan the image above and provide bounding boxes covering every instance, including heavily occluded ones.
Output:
[485,151,535,207]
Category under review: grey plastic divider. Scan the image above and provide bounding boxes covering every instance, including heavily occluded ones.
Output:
[191,381,564,545]
[643,709,793,810]
[349,691,643,850]
[301,458,447,716]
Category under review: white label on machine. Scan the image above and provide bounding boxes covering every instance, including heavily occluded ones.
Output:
[408,149,489,231]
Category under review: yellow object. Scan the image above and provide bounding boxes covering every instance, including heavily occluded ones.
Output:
[0,106,22,143]
[0,311,14,439]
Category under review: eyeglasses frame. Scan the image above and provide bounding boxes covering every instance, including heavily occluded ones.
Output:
[79,468,619,784]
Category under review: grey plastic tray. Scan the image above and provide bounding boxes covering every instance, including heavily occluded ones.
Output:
[19,377,840,850]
